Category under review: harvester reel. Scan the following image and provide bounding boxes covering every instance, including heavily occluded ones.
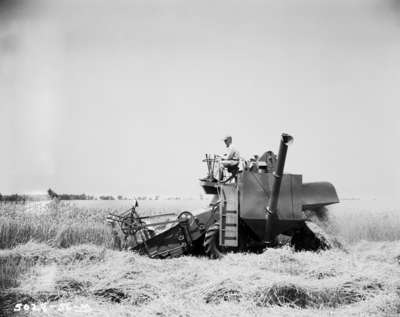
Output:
[204,222,225,259]
[120,220,136,235]
[120,217,155,242]
[120,215,143,235]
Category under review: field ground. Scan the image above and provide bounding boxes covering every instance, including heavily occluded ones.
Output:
[1,198,400,316]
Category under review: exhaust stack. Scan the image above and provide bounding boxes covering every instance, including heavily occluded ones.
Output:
[266,133,294,216]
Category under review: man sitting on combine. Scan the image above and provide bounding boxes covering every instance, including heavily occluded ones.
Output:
[220,135,240,179]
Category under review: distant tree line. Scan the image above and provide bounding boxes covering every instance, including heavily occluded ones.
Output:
[47,189,127,201]
[0,193,28,203]
[99,195,115,200]
[47,189,95,200]
[136,196,159,200]
[0,189,178,203]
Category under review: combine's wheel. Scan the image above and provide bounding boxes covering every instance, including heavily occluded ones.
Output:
[203,222,225,259]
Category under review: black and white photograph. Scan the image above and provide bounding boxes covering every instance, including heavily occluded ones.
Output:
[1,0,400,316]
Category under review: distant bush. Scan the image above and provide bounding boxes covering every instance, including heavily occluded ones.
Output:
[47,188,95,201]
[0,194,27,203]
[99,196,115,200]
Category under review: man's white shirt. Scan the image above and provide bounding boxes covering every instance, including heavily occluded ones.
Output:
[223,144,240,161]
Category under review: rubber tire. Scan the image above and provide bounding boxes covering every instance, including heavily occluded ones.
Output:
[203,223,224,259]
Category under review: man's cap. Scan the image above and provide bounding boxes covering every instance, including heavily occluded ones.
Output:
[222,134,232,141]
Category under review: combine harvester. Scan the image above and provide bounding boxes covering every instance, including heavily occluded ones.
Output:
[107,133,340,259]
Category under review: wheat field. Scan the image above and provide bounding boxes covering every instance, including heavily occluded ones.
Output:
[1,198,400,316]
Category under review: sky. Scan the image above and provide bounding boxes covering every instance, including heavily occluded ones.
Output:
[0,0,399,198]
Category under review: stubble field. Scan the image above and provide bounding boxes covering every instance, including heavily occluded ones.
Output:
[1,198,400,317]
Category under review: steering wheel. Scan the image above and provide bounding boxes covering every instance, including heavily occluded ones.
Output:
[178,211,195,226]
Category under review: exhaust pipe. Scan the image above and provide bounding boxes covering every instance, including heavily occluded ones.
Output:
[265,133,293,241]
[266,133,294,216]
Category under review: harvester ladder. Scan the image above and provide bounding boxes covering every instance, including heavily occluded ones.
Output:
[219,184,239,247]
